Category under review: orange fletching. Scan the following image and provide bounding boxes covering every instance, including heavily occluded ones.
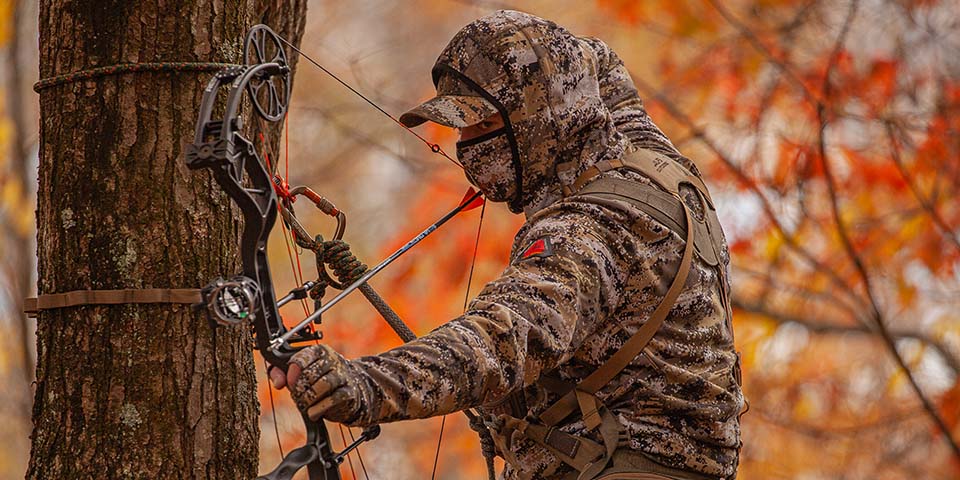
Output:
[459,187,485,211]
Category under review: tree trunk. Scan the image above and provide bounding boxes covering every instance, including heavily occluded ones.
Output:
[29,1,307,478]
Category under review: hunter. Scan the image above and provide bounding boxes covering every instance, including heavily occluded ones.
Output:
[272,10,745,480]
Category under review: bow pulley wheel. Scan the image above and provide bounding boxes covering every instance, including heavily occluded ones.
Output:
[244,24,291,122]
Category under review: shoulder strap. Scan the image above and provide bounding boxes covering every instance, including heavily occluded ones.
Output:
[538,199,695,428]
[568,148,713,206]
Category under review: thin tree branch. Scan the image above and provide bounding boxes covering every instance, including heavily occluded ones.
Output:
[752,405,924,438]
[705,0,821,107]
[732,263,865,321]
[814,0,960,460]
[885,121,960,251]
[630,74,868,314]
[733,298,960,374]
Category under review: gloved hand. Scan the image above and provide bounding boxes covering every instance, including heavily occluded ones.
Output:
[269,344,369,424]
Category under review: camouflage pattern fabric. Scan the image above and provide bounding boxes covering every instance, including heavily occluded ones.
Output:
[577,36,702,178]
[311,10,743,479]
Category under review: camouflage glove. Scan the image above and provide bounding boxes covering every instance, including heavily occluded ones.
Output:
[288,344,372,425]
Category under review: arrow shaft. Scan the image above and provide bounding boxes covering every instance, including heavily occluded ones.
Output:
[270,190,483,350]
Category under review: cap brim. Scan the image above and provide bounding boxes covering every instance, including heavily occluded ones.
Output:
[399,94,498,128]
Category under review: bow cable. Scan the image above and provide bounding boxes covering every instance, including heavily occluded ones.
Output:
[274,36,462,169]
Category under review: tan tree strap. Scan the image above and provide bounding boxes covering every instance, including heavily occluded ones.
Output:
[24,288,202,317]
[540,200,695,428]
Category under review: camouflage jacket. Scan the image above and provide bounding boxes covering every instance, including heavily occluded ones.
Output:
[348,10,744,479]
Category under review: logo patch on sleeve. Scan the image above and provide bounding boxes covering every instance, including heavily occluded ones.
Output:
[519,237,553,261]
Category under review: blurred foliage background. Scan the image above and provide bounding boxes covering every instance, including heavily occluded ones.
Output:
[1,0,959,478]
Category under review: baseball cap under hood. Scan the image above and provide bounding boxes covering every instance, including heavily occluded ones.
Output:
[401,10,629,215]
[399,74,499,128]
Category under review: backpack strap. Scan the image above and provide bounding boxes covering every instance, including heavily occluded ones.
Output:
[538,198,695,429]
[568,149,713,206]
[570,148,725,270]
[493,149,722,479]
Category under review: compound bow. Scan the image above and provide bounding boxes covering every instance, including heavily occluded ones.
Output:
[185,24,383,480]
[185,25,484,480]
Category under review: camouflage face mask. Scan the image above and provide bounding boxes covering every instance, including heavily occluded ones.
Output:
[456,127,517,202]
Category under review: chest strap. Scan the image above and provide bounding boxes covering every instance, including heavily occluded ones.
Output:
[509,150,701,479]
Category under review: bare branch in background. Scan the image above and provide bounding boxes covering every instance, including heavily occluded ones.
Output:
[814,0,960,459]
[885,121,960,251]
[631,74,868,312]
[706,0,822,106]
[733,298,960,373]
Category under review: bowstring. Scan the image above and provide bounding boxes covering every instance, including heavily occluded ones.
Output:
[258,131,301,460]
[261,117,331,470]
[265,359,286,459]
[346,427,371,480]
[260,131,311,319]
[431,200,486,479]
[338,425,359,480]
[280,110,373,480]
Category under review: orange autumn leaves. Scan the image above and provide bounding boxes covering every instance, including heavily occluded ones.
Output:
[254,1,959,478]
[594,0,960,479]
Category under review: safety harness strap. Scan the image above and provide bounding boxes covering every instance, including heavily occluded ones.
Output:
[524,421,607,472]
[495,148,723,479]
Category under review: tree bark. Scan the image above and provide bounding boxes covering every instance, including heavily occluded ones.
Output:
[29,1,307,478]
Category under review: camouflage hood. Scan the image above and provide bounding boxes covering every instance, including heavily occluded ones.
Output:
[400,10,630,215]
